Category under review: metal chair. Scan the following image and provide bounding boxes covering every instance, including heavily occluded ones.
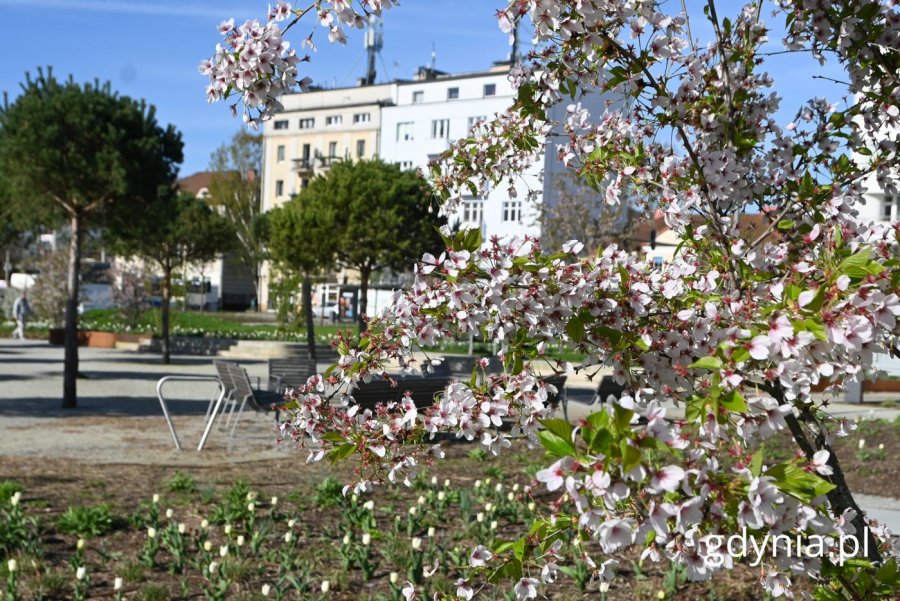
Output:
[226,363,284,437]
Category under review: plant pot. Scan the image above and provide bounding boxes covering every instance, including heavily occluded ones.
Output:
[48,327,65,345]
[85,331,117,348]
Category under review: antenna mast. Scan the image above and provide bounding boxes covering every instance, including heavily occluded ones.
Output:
[363,14,383,85]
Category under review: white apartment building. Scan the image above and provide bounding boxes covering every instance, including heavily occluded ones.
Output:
[259,63,621,311]
[379,65,542,241]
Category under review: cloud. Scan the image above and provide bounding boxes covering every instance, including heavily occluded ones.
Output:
[0,0,249,19]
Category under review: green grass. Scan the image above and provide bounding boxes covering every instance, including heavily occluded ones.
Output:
[78,308,347,343]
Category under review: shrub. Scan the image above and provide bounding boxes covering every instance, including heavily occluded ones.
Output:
[57,504,113,538]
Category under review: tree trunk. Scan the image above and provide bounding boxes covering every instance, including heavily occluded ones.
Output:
[252,265,261,313]
[358,266,370,333]
[161,263,172,365]
[302,275,316,360]
[62,213,82,409]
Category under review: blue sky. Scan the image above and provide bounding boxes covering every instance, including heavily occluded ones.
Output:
[0,1,845,176]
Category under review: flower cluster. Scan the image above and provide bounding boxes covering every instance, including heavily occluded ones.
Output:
[209,1,900,599]
[201,0,398,127]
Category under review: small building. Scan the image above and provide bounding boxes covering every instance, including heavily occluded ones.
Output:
[177,171,257,310]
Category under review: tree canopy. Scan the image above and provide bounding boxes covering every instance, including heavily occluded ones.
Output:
[206,130,268,304]
[106,191,234,363]
[304,158,445,330]
[0,67,183,407]
[268,191,339,355]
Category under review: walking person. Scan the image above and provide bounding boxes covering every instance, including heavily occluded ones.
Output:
[12,290,31,339]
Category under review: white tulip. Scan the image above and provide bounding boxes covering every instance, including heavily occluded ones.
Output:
[362,532,371,546]
[261,583,271,596]
[7,559,17,572]
[411,537,423,551]
[114,576,123,590]
[147,527,157,539]
[76,566,86,581]
[203,541,213,552]
[320,580,330,593]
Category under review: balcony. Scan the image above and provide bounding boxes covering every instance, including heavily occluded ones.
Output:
[293,158,314,175]
[317,154,341,172]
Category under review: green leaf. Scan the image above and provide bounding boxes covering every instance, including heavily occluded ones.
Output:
[875,557,898,585]
[566,315,584,343]
[838,248,872,276]
[589,429,613,454]
[489,558,523,582]
[321,432,346,443]
[690,356,723,371]
[538,430,576,458]
[802,287,827,312]
[803,319,827,342]
[766,463,836,502]
[731,347,750,364]
[326,443,356,464]
[777,219,795,230]
[749,448,764,477]
[540,419,574,444]
[721,389,748,412]
[621,442,642,473]
[613,403,634,433]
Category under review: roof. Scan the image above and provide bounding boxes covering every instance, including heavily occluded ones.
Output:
[631,212,780,251]
[177,172,216,197]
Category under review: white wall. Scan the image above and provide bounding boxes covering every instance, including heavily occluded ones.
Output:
[379,68,542,242]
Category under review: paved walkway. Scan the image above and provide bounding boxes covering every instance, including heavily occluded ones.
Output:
[1,338,898,534]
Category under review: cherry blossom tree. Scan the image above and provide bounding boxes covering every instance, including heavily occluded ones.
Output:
[203,1,900,599]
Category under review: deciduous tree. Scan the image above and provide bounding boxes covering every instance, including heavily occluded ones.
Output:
[316,159,444,331]
[204,2,900,599]
[107,191,234,364]
[207,130,268,307]
[268,192,338,358]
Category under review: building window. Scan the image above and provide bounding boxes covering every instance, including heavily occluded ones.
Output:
[276,145,285,162]
[353,112,371,123]
[273,120,289,130]
[653,256,664,270]
[397,121,414,141]
[275,180,284,196]
[502,200,521,222]
[325,115,343,126]
[398,160,414,170]
[447,87,459,100]
[483,83,496,97]
[328,141,338,157]
[467,115,486,131]
[356,139,365,157]
[412,90,424,103]
[301,178,309,190]
[431,119,450,139]
[462,197,483,225]
[298,118,315,129]
[881,196,899,221]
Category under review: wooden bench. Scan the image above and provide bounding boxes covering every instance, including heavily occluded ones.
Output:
[268,357,317,394]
